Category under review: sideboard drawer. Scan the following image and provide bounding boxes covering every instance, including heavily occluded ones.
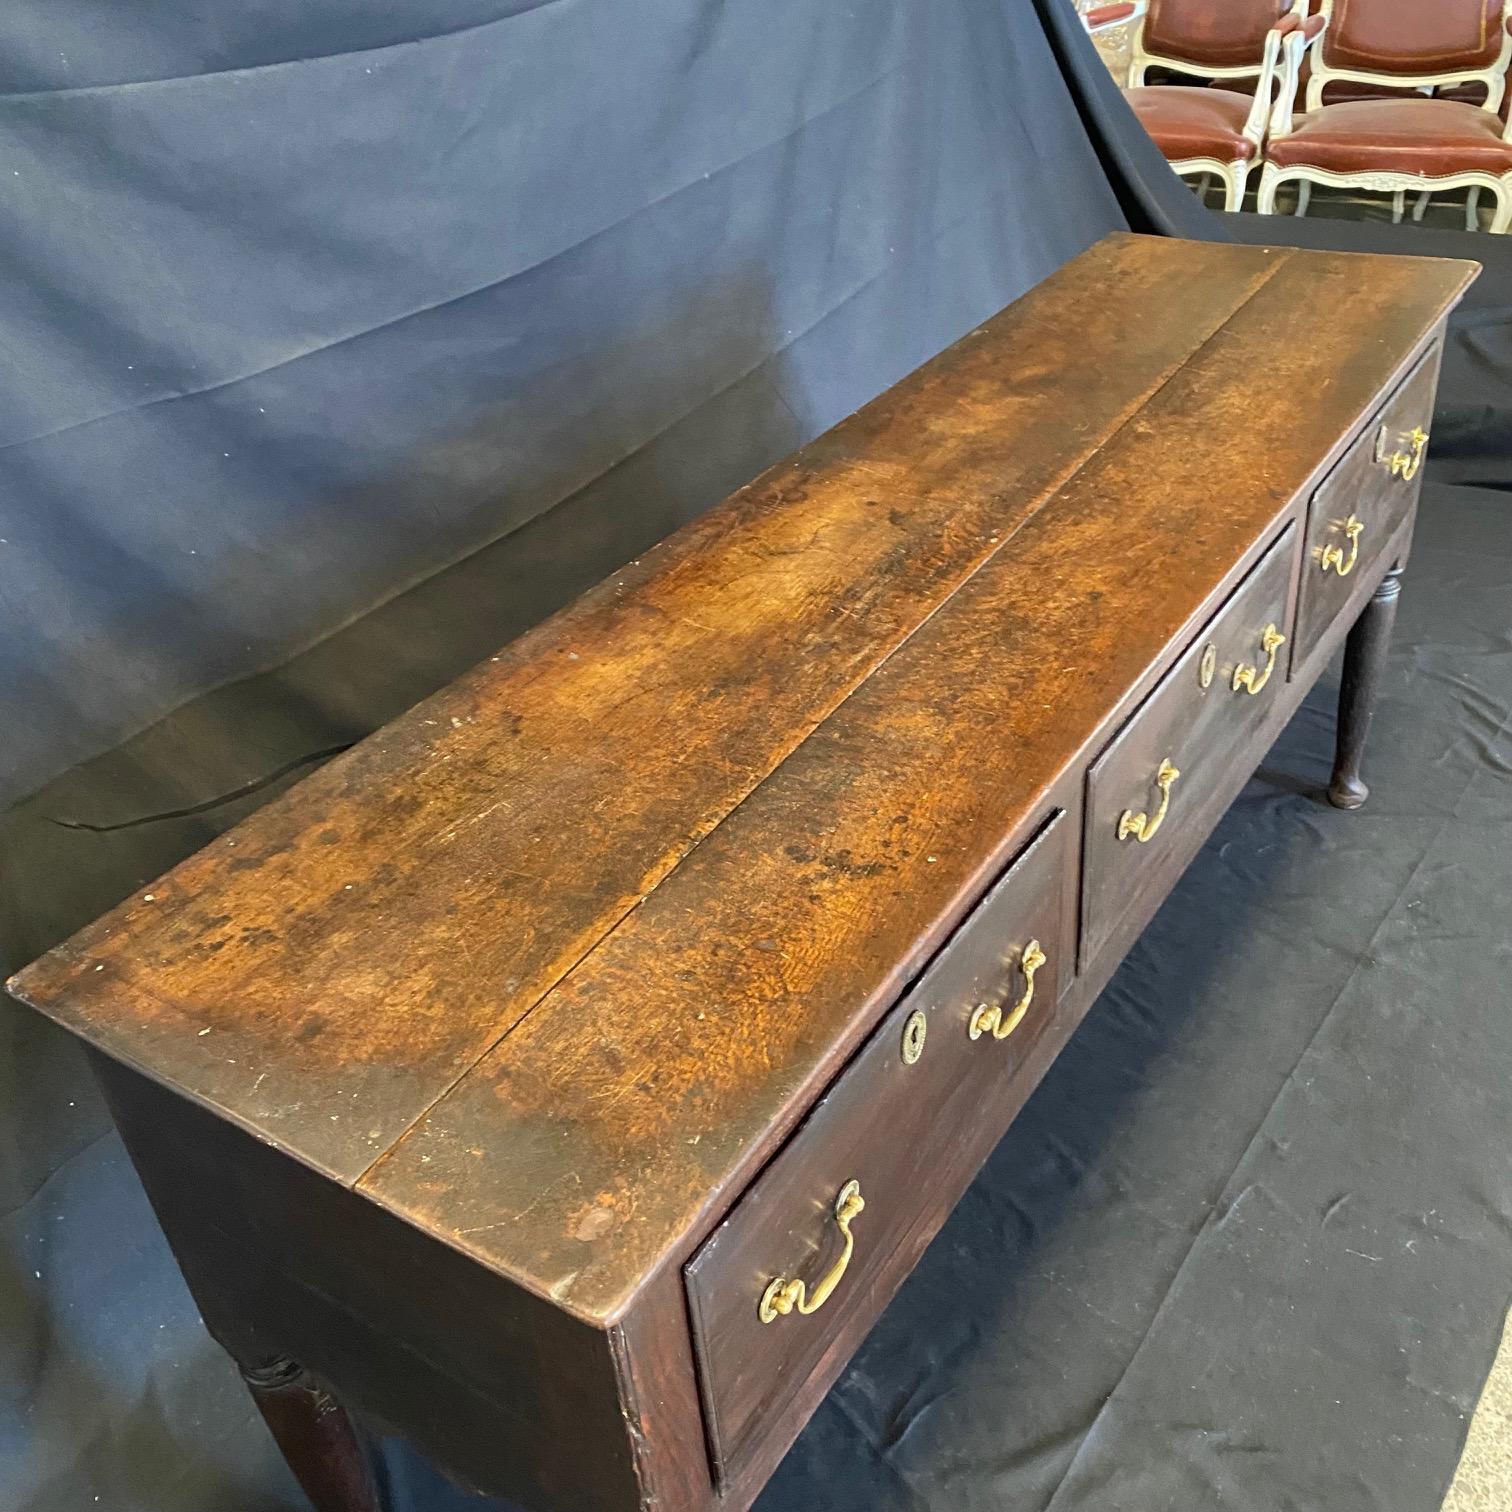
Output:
[684,810,1073,1484]
[1082,523,1297,966]
[1292,341,1441,667]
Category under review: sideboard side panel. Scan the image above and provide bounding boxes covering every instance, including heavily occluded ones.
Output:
[611,1268,721,1512]
[91,1054,647,1512]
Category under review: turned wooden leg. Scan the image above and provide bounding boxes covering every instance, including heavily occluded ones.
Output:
[241,1356,382,1512]
[1328,565,1403,810]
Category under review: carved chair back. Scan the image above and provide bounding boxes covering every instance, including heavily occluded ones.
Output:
[1307,0,1512,112]
[1132,0,1299,84]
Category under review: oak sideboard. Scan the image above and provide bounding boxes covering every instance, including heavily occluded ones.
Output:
[8,233,1477,1512]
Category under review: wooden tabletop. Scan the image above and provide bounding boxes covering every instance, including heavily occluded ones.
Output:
[9,234,1476,1325]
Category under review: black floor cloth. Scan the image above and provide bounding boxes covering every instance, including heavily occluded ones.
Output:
[7,5,1512,1512]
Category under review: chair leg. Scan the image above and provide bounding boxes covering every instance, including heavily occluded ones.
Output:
[1391,189,1406,223]
[1411,189,1431,222]
[1223,162,1248,212]
[1256,164,1283,215]
[1195,171,1213,202]
[1491,179,1512,233]
[1294,178,1312,218]
[1467,185,1483,231]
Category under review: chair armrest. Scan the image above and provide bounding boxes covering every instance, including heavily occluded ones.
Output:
[1266,13,1328,143]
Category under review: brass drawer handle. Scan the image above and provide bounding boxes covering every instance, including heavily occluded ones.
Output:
[1378,424,1428,483]
[1118,758,1180,843]
[970,940,1046,1042]
[1232,623,1286,696]
[759,1181,865,1324]
[1320,515,1364,577]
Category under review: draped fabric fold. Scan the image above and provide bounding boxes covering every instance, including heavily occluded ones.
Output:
[0,0,1124,813]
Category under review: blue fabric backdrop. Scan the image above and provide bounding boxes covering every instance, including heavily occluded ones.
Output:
[0,0,1135,810]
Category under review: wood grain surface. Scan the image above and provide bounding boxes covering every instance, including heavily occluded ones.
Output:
[361,245,1474,1323]
[4,233,1479,1512]
[9,235,1294,1182]
[8,238,1476,1315]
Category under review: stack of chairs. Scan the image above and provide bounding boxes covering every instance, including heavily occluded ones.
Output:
[1115,0,1512,231]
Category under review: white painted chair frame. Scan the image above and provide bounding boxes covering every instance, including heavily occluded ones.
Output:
[1126,0,1307,209]
[1258,0,1512,231]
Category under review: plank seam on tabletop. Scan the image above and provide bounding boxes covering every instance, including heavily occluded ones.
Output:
[352,247,1300,1194]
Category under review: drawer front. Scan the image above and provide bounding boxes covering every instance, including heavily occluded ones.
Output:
[684,810,1073,1483]
[1082,523,1297,967]
[1293,341,1441,666]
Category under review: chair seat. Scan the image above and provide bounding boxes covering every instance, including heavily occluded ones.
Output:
[1125,85,1258,163]
[1268,98,1512,175]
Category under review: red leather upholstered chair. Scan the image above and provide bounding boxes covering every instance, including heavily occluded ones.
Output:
[1259,0,1512,231]
[1121,0,1314,210]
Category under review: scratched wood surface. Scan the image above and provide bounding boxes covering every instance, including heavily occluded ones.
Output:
[7,235,1290,1182]
[358,245,1476,1322]
[7,238,1475,1325]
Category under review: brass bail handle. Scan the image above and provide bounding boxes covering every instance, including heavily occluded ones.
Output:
[970,939,1047,1042]
[1320,515,1364,577]
[1118,758,1180,844]
[759,1180,866,1324]
[1232,623,1286,696]
[1378,424,1429,483]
